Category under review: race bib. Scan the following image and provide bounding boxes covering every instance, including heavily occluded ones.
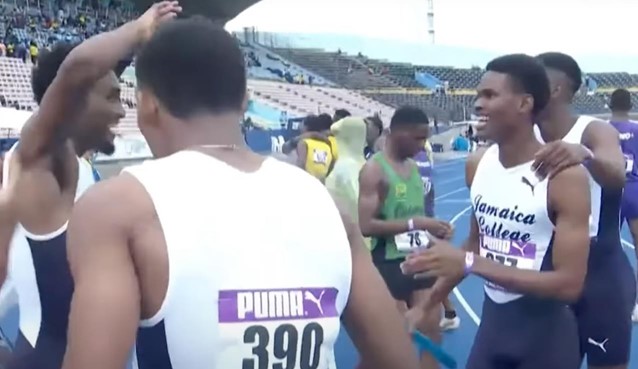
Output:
[217,288,340,369]
[395,230,430,252]
[421,176,432,195]
[312,149,329,164]
[479,235,536,290]
[624,154,634,174]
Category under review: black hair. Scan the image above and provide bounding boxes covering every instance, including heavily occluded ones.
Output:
[32,41,130,104]
[390,106,428,128]
[365,115,384,134]
[31,41,77,104]
[535,52,582,94]
[317,113,333,131]
[609,88,632,112]
[333,109,351,122]
[303,115,324,132]
[135,17,246,119]
[485,54,550,117]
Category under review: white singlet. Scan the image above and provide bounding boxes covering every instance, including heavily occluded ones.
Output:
[534,116,601,236]
[124,150,352,369]
[471,145,555,304]
[2,141,96,355]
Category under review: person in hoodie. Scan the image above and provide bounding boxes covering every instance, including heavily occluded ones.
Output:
[325,117,367,233]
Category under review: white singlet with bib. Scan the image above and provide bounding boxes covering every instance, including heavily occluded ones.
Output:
[471,145,555,304]
[534,116,601,236]
[125,150,352,369]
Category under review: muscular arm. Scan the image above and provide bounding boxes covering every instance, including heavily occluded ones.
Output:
[358,161,410,237]
[582,120,626,190]
[63,177,140,369]
[18,20,144,165]
[337,200,419,369]
[471,165,590,301]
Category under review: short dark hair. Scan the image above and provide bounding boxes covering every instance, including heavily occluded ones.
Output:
[317,113,333,131]
[390,106,428,128]
[610,88,632,112]
[333,109,351,122]
[32,41,129,105]
[31,42,77,104]
[135,17,246,119]
[303,115,323,132]
[486,54,550,116]
[536,52,582,94]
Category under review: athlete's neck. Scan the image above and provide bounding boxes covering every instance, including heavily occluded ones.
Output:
[167,114,247,153]
[538,104,577,142]
[498,126,542,168]
[611,112,630,122]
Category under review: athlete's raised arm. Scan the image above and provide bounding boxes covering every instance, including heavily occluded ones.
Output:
[63,176,140,369]
[405,165,590,302]
[336,200,420,369]
[17,1,181,165]
[358,161,450,237]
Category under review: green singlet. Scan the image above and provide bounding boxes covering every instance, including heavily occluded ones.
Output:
[370,152,426,261]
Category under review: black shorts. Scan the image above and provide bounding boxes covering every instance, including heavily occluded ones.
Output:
[374,259,435,303]
[468,295,580,369]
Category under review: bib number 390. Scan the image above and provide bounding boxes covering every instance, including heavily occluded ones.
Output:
[243,323,323,369]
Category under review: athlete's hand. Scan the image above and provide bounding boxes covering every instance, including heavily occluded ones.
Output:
[401,237,464,279]
[532,141,592,179]
[136,1,182,41]
[404,307,424,333]
[415,217,454,239]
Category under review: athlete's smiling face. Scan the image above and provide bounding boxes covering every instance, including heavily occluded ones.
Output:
[474,71,534,142]
[75,71,125,155]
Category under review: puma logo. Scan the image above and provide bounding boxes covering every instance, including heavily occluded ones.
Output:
[588,337,609,353]
[304,290,326,316]
[521,176,537,194]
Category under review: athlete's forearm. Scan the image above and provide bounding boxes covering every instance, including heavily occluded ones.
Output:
[471,256,581,301]
[282,138,298,154]
[360,219,411,238]
[587,153,625,190]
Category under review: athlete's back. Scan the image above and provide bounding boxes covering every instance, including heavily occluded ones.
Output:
[124,151,352,369]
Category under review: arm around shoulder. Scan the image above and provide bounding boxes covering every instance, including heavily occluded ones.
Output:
[582,120,626,190]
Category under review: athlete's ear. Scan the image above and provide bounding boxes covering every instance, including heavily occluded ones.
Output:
[137,89,161,128]
[520,94,534,115]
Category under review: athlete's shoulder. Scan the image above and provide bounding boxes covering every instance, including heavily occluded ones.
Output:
[548,165,589,198]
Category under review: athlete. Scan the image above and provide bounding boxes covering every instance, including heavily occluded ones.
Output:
[402,54,591,369]
[605,88,638,322]
[0,4,180,369]
[62,17,421,369]
[534,52,633,369]
[296,114,336,181]
[358,105,453,369]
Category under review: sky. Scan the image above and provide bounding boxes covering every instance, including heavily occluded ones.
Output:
[225,0,638,72]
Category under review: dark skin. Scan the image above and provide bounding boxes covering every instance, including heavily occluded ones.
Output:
[64,133,420,369]
[535,68,625,188]
[410,70,590,309]
[358,124,452,369]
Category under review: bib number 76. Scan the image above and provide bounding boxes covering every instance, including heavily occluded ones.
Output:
[243,323,323,369]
